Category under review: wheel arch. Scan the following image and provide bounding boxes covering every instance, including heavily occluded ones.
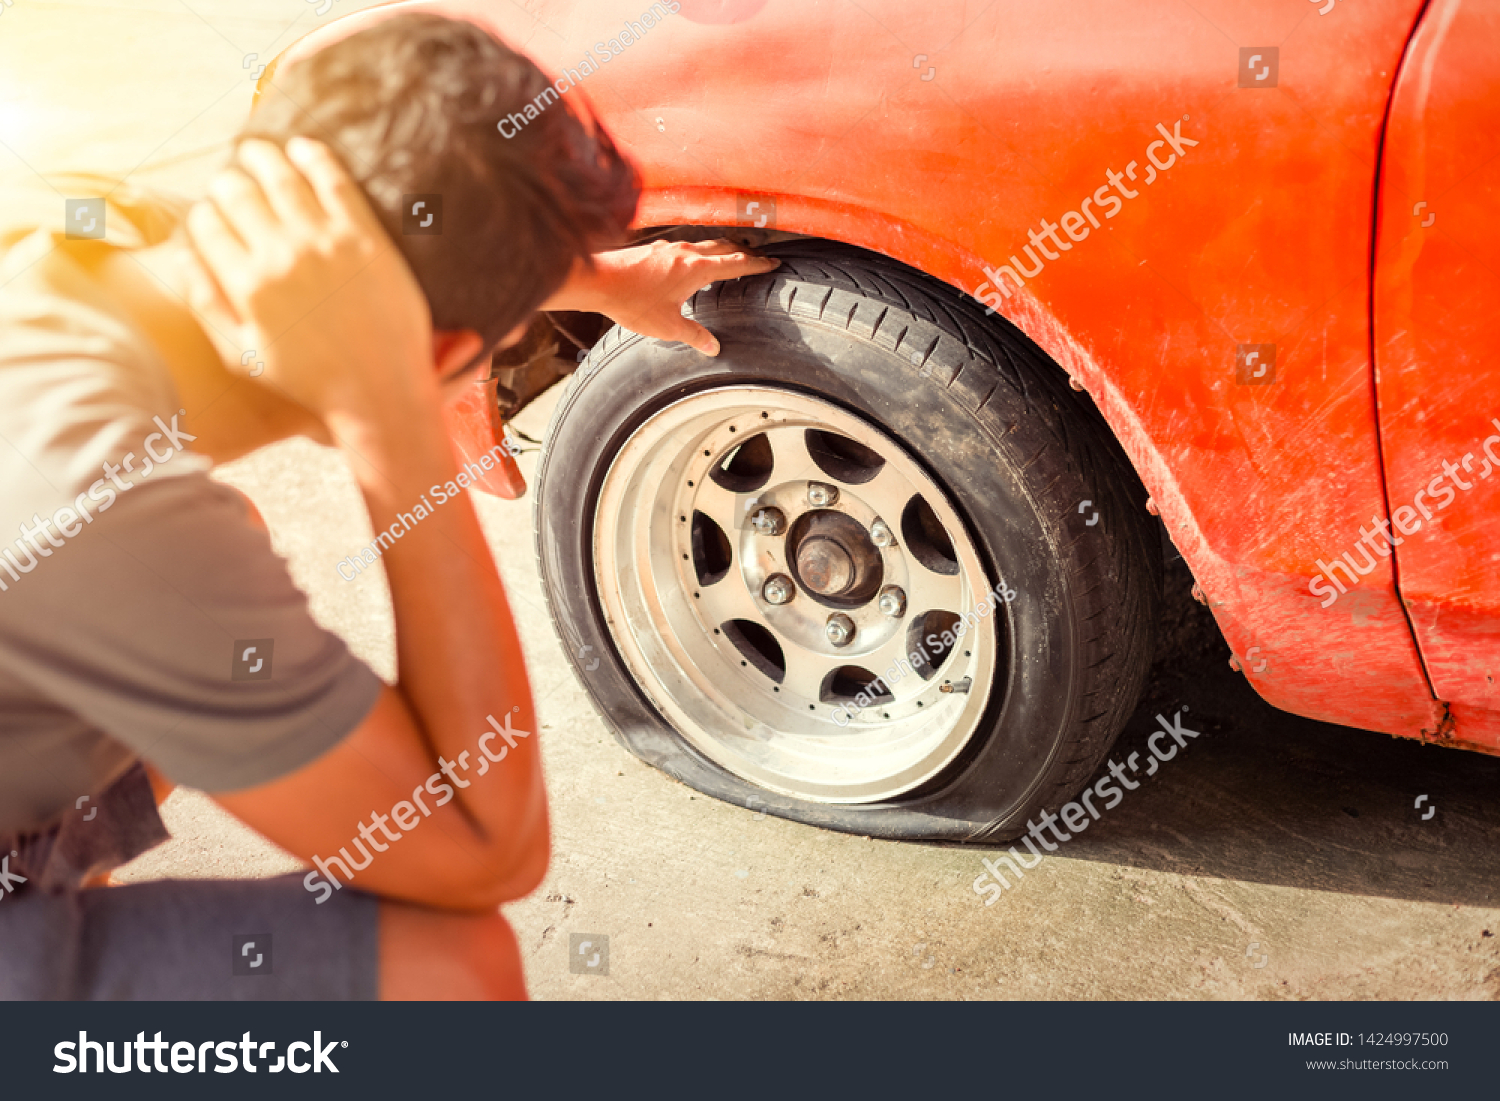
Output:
[638,195,1187,592]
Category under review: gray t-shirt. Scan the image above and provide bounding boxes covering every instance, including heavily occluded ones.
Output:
[0,182,383,837]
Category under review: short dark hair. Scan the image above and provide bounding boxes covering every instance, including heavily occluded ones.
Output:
[240,13,639,351]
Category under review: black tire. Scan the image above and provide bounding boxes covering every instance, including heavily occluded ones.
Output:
[534,241,1160,841]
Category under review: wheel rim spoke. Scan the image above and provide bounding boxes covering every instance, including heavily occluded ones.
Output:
[692,478,751,542]
[906,560,967,621]
[777,643,844,702]
[853,464,915,527]
[695,575,765,633]
[761,425,822,484]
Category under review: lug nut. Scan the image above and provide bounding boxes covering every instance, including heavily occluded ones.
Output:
[763,574,794,605]
[870,519,895,547]
[807,482,840,508]
[877,585,906,617]
[825,613,855,647]
[749,506,786,536]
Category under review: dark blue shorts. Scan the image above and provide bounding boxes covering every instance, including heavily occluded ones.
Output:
[0,873,379,1000]
[0,765,379,1001]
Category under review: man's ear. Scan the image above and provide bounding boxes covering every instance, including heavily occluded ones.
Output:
[432,329,487,379]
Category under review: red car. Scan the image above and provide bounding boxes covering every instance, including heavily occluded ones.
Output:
[270,0,1500,840]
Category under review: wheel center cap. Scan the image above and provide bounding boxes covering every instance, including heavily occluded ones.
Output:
[796,537,855,596]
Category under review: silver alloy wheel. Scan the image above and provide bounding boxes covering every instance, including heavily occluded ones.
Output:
[593,386,1000,803]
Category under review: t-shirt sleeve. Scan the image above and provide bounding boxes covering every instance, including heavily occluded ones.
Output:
[0,469,384,793]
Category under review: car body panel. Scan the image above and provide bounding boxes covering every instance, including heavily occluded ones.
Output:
[273,0,1500,752]
[1373,0,1500,741]
[441,375,527,498]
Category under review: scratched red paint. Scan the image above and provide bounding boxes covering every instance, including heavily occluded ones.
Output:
[1372,0,1500,751]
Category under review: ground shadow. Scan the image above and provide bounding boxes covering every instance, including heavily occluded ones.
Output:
[1001,527,1500,909]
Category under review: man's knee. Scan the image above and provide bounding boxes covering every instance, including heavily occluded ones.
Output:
[378,902,525,1001]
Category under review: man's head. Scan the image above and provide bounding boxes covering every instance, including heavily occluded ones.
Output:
[239,12,640,366]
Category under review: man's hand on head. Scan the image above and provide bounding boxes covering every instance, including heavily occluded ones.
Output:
[183,137,436,427]
[546,239,780,357]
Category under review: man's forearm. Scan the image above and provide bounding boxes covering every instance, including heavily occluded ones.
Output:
[327,403,546,865]
[538,255,601,314]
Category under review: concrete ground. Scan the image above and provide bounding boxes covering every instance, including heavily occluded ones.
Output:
[5,0,1499,1001]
